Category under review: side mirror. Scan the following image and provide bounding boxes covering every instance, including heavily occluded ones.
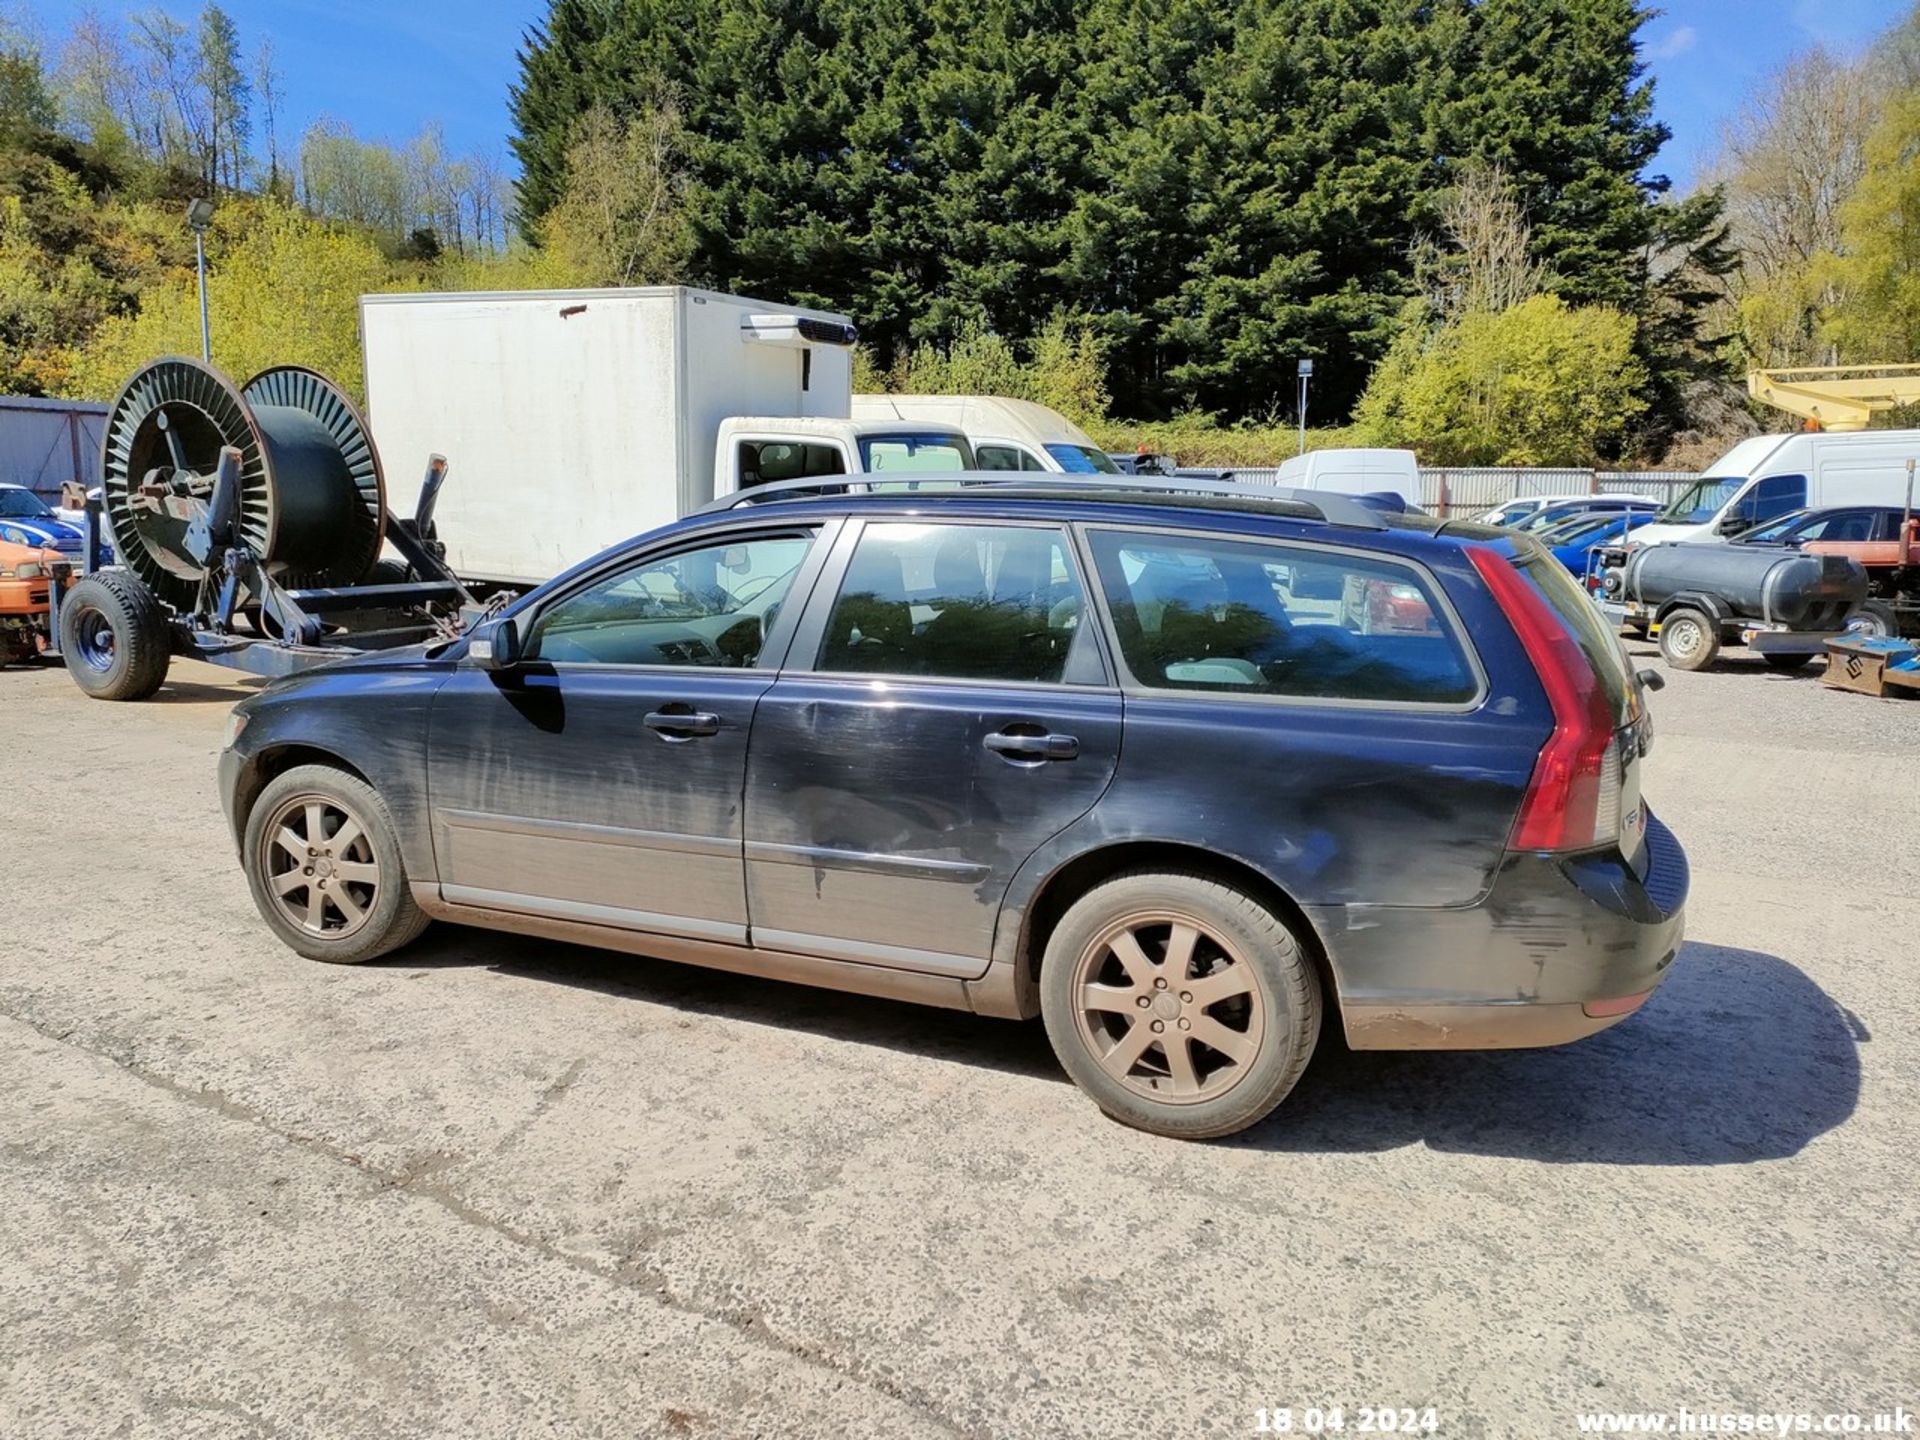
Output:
[1715,512,1750,536]
[468,615,522,671]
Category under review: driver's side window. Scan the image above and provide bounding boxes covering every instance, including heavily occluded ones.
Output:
[526,532,815,668]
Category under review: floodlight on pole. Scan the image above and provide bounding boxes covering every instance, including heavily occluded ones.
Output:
[186,198,216,363]
[1296,358,1314,455]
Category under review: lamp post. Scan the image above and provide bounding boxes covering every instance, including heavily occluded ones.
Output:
[1296,358,1313,456]
[186,197,216,363]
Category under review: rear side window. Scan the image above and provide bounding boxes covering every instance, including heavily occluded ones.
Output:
[819,522,1089,684]
[739,441,845,488]
[1086,529,1478,704]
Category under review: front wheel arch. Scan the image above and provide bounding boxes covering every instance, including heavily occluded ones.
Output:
[231,743,375,844]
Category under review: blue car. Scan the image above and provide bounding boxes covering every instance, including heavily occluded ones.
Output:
[0,484,108,568]
[212,472,1685,1140]
[1547,511,1655,580]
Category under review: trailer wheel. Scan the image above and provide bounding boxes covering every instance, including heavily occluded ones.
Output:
[59,571,171,701]
[1658,607,1719,672]
[1843,600,1897,639]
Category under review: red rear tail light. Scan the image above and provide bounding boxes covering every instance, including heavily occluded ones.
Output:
[1468,546,1620,852]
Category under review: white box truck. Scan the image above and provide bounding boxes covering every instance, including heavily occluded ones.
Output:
[360,286,973,585]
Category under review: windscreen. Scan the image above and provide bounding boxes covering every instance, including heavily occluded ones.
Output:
[0,489,52,518]
[1044,444,1120,474]
[859,432,974,473]
[1658,477,1742,524]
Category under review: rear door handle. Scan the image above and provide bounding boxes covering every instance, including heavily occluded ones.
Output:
[644,709,721,739]
[984,731,1080,762]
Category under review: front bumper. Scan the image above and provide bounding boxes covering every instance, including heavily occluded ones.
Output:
[1310,811,1688,1050]
[217,744,248,851]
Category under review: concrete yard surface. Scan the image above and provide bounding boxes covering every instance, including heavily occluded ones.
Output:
[1,647,1916,1438]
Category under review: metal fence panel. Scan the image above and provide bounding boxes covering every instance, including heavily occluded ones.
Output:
[1174,463,1697,517]
[0,396,109,503]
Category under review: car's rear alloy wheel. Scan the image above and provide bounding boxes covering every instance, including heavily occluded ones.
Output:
[1040,870,1321,1139]
[1071,913,1266,1105]
[242,764,430,963]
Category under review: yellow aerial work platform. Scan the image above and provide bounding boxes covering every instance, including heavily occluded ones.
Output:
[1748,364,1920,432]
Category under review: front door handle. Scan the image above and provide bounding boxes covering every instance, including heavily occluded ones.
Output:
[984,731,1079,762]
[644,708,721,739]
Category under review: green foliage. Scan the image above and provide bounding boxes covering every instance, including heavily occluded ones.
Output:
[1821,92,1920,363]
[874,316,1110,427]
[509,0,1682,425]
[537,99,693,287]
[0,40,55,147]
[67,199,406,399]
[1353,295,1647,464]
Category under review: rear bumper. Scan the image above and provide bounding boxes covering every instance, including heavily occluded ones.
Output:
[1309,811,1688,1050]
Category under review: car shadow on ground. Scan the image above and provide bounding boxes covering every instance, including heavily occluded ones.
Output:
[386,933,1861,1166]
[1238,942,1864,1165]
[387,925,1068,1084]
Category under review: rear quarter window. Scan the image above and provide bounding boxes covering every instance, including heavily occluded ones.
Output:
[1086,528,1480,705]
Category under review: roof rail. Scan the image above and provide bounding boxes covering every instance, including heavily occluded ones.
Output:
[693,471,1390,531]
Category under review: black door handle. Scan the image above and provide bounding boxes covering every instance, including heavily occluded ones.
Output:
[644,709,721,738]
[984,731,1079,762]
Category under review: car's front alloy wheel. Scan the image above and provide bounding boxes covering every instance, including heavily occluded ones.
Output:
[242,764,430,964]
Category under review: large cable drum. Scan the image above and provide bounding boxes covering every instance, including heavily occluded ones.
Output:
[100,357,386,608]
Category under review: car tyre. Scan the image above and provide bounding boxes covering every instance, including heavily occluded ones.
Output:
[1039,869,1321,1140]
[242,763,430,964]
[1657,607,1719,671]
[59,570,170,700]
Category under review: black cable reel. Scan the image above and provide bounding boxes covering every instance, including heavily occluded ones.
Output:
[100,356,387,611]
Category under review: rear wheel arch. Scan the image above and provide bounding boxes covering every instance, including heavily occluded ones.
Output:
[1011,841,1339,1020]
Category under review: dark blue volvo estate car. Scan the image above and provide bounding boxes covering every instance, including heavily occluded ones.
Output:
[219,477,1687,1139]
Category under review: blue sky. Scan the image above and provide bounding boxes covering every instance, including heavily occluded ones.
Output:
[19,0,1915,192]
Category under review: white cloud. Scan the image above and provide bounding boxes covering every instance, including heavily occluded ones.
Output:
[1648,25,1699,61]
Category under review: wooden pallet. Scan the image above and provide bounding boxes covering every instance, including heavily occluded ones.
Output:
[1823,635,1920,697]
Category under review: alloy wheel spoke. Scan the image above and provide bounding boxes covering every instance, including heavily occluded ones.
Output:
[334,861,379,886]
[272,826,305,860]
[1161,1035,1202,1095]
[1082,983,1139,1016]
[304,885,326,930]
[330,817,364,856]
[1162,922,1200,981]
[328,885,366,927]
[1185,965,1255,1008]
[271,868,307,896]
[305,803,328,847]
[1100,1019,1158,1078]
[1190,1014,1255,1066]
[1107,930,1157,989]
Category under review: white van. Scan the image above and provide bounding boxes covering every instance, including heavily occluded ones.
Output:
[1274,448,1422,506]
[851,394,1118,473]
[1630,430,1920,548]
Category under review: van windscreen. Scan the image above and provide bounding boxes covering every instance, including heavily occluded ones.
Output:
[1658,477,1741,524]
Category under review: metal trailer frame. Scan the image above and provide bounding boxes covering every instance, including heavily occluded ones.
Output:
[45,446,482,680]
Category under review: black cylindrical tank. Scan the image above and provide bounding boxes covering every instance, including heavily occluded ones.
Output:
[1621,542,1866,627]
